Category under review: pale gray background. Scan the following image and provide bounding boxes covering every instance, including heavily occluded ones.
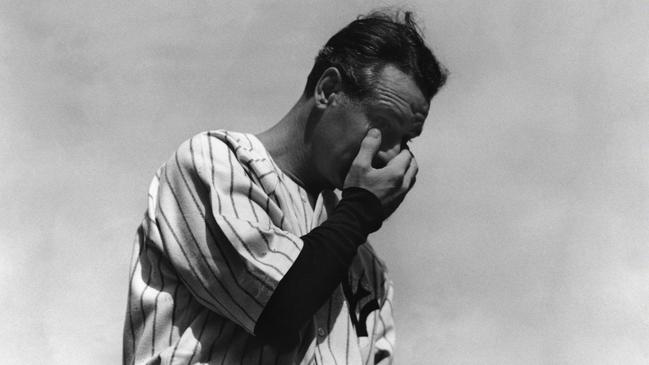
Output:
[2,1,649,364]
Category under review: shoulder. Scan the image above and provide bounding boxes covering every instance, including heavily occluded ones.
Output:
[172,130,230,168]
[162,130,282,196]
[153,131,241,199]
[164,130,254,178]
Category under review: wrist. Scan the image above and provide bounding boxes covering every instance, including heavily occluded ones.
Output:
[340,187,383,234]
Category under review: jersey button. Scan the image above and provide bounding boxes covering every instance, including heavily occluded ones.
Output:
[317,328,326,337]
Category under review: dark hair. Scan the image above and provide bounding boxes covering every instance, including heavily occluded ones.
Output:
[303,10,448,101]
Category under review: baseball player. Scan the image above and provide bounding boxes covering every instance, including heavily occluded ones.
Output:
[124,10,447,365]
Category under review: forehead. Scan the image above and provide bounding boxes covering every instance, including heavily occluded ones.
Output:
[366,65,429,122]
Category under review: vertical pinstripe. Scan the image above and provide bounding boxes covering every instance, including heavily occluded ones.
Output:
[326,298,340,365]
[168,150,272,303]
[124,130,395,364]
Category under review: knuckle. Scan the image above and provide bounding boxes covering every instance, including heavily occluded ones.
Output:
[351,160,366,171]
[407,176,417,189]
[401,178,410,190]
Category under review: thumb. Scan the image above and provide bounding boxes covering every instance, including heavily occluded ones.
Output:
[352,128,382,168]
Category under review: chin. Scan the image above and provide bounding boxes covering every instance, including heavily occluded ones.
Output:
[311,176,337,192]
[326,179,342,191]
[335,170,349,191]
[321,175,342,192]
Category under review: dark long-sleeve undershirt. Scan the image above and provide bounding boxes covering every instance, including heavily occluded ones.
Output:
[254,187,383,346]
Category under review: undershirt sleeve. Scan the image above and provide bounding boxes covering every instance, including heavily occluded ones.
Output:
[255,187,383,345]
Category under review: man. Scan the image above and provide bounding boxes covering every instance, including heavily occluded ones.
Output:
[124,10,447,365]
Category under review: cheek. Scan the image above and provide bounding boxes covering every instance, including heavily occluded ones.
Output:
[313,107,373,181]
[315,141,358,187]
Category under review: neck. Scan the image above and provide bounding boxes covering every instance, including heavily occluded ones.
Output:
[256,96,324,199]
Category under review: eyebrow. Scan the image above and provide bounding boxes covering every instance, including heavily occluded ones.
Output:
[413,111,427,121]
[380,107,427,134]
[372,105,416,124]
[411,101,429,119]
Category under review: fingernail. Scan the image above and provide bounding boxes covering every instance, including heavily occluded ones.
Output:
[368,128,380,137]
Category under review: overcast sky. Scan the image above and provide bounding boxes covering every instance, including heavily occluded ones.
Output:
[1,1,649,364]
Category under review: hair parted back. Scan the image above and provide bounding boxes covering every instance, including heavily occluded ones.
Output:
[304,9,448,101]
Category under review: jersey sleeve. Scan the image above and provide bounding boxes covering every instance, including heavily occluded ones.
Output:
[154,132,303,334]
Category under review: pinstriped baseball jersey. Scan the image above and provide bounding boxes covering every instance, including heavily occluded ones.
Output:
[124,130,395,364]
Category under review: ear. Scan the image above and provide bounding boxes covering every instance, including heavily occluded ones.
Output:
[313,67,343,110]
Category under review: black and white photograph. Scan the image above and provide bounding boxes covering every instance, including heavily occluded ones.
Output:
[1,1,648,364]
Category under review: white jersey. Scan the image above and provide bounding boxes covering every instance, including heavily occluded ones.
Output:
[124,130,395,364]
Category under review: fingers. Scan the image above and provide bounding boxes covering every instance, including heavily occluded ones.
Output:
[402,155,419,189]
[385,148,412,172]
[352,128,382,168]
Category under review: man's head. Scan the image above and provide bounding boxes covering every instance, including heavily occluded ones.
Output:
[303,10,447,102]
[299,10,448,191]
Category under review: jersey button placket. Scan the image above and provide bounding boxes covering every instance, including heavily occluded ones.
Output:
[317,327,326,337]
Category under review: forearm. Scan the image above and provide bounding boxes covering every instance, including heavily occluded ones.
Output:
[254,187,383,345]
